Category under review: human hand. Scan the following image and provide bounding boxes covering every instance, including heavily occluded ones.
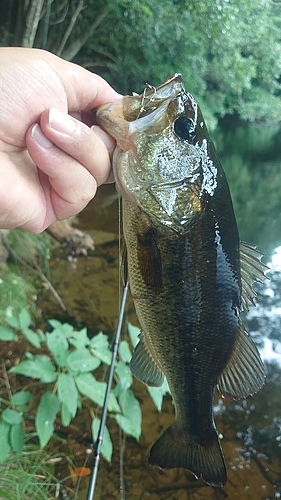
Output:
[0,47,120,233]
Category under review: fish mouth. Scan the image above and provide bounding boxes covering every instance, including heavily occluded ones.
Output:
[95,74,201,222]
[96,73,187,126]
[95,73,197,156]
[126,73,185,121]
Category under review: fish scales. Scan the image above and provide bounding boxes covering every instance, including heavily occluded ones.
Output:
[95,74,267,487]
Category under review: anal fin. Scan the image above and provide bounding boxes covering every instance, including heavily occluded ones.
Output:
[130,332,164,387]
[217,321,265,400]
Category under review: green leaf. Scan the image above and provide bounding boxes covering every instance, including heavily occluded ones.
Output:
[22,327,41,348]
[10,390,33,412]
[11,390,33,408]
[115,414,141,440]
[48,319,63,329]
[116,389,141,439]
[61,402,72,427]
[50,322,74,336]
[75,373,120,413]
[67,328,89,349]
[67,349,100,373]
[19,308,31,330]
[0,326,18,341]
[9,355,57,383]
[0,422,11,462]
[46,331,69,368]
[61,323,75,335]
[10,423,24,453]
[118,340,132,363]
[115,362,132,393]
[5,314,19,329]
[127,322,140,348]
[119,389,141,418]
[0,488,14,500]
[37,329,46,342]
[89,332,111,365]
[57,373,78,417]
[92,418,112,462]
[2,409,23,425]
[147,378,170,412]
[35,391,60,448]
[4,306,14,317]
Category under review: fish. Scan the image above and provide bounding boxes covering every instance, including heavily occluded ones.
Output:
[95,74,267,487]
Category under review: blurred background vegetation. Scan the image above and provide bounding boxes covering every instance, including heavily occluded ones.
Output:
[0,0,281,298]
[1,0,281,128]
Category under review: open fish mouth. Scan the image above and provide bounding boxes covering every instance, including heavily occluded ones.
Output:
[95,73,199,149]
[96,74,206,231]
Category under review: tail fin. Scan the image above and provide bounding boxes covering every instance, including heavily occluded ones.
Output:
[148,422,226,487]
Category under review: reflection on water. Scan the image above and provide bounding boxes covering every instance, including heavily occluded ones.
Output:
[39,126,281,499]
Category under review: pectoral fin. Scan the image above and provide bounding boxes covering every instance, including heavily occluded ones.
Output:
[240,241,269,311]
[130,332,164,387]
[217,321,265,400]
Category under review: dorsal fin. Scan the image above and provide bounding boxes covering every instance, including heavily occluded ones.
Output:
[240,241,269,311]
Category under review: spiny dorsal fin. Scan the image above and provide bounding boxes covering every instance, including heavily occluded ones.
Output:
[240,241,269,311]
[216,321,265,400]
[130,332,164,387]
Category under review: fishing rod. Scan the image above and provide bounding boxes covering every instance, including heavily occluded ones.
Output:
[86,281,129,500]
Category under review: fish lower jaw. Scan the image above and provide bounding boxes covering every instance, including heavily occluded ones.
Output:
[115,180,139,206]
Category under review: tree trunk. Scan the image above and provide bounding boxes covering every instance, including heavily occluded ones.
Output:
[22,0,45,48]
[61,5,112,61]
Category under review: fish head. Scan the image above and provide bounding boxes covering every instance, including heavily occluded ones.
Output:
[96,73,218,232]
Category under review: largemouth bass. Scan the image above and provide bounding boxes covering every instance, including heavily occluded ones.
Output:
[96,74,267,487]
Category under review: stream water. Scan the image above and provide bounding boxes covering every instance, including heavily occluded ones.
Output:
[38,125,281,500]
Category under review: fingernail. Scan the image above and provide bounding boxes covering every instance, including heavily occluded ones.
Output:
[91,125,115,155]
[31,124,53,148]
[49,108,76,134]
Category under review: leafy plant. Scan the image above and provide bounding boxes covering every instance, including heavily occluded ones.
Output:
[0,228,59,321]
[0,308,169,464]
[0,446,71,500]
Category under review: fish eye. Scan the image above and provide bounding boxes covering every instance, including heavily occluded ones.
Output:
[173,116,196,142]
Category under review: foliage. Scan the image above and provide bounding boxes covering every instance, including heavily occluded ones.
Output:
[0,308,169,464]
[0,448,65,500]
[1,0,281,126]
[6,228,53,277]
[0,228,57,320]
[0,271,37,320]
[213,124,281,255]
